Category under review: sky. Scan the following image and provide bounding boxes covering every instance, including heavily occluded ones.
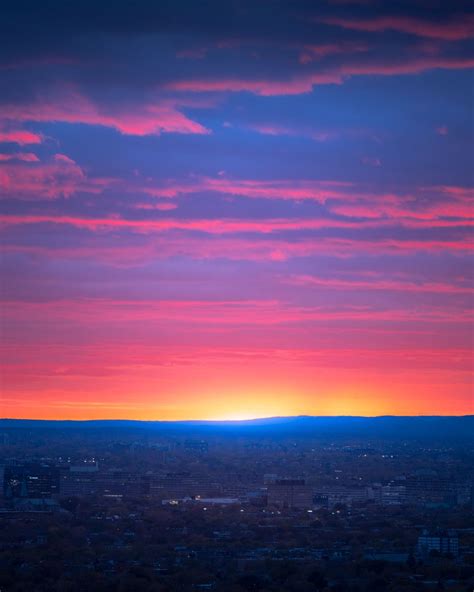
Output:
[0,0,473,420]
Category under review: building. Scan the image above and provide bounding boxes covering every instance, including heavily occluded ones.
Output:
[313,486,368,508]
[60,463,99,497]
[417,529,459,557]
[267,478,313,509]
[4,464,60,500]
[150,472,222,500]
[184,440,209,453]
[406,473,454,506]
[97,470,151,499]
[381,484,406,506]
[60,466,151,499]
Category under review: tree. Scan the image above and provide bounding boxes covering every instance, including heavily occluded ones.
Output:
[307,568,328,591]
[237,574,264,591]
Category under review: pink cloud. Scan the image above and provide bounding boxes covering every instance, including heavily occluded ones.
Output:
[167,73,344,96]
[0,127,43,145]
[0,164,363,203]
[0,87,210,136]
[330,186,474,221]
[139,176,354,201]
[299,42,368,64]
[318,15,474,41]
[3,343,471,381]
[432,186,474,202]
[247,123,337,142]
[0,214,364,234]
[2,212,472,234]
[0,152,39,162]
[2,230,472,266]
[2,298,470,326]
[169,236,474,261]
[136,178,474,225]
[167,55,474,96]
[287,274,473,295]
[338,56,474,77]
[0,153,110,199]
[134,202,179,211]
[0,214,368,243]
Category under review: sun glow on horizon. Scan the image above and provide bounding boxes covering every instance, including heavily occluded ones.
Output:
[205,412,274,422]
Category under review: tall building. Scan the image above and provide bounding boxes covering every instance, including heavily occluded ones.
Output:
[60,463,99,497]
[4,464,60,500]
[267,478,312,509]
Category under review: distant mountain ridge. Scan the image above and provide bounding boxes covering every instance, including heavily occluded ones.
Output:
[1,415,473,441]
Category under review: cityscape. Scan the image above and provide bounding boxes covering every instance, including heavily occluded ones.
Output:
[1,0,473,590]
[0,417,473,591]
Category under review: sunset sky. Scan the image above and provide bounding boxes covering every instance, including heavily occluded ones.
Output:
[0,0,473,420]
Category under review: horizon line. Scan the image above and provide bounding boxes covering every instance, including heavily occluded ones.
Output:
[2,414,473,423]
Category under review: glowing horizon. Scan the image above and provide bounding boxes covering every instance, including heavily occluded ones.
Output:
[1,1,473,420]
